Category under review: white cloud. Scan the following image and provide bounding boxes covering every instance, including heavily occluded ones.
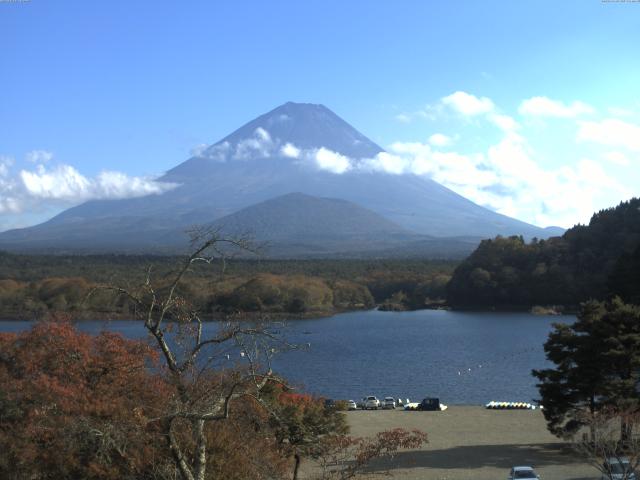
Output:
[385,92,636,227]
[20,164,177,201]
[0,153,177,220]
[0,156,13,177]
[267,113,290,125]
[201,141,231,162]
[519,96,594,118]
[361,151,407,175]
[313,147,352,174]
[278,143,356,174]
[0,156,20,214]
[488,113,519,132]
[280,142,301,159]
[608,107,635,118]
[442,91,495,116]
[440,92,519,134]
[193,129,279,163]
[234,127,275,160]
[577,118,640,151]
[603,151,631,166]
[21,164,91,200]
[190,143,209,157]
[394,113,412,123]
[381,131,628,228]
[428,133,453,147]
[25,150,54,163]
[255,127,270,142]
[95,171,176,198]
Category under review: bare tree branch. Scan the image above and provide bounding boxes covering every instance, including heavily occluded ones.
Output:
[94,229,292,480]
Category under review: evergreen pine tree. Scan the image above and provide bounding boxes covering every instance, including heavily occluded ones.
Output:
[533,298,640,440]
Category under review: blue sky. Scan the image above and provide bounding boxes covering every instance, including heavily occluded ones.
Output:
[1,0,639,231]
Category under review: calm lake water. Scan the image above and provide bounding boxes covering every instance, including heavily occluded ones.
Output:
[0,309,571,405]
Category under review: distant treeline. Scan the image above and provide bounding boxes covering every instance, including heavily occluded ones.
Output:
[0,254,456,319]
[446,198,640,309]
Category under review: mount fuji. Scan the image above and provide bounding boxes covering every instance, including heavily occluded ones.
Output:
[0,102,562,256]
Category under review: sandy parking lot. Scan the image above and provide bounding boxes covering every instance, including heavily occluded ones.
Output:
[303,406,597,480]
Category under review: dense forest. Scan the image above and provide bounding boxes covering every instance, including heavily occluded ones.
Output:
[0,254,455,319]
[446,198,640,309]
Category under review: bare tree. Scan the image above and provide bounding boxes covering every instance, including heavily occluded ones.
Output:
[574,407,640,480]
[313,428,428,480]
[98,227,290,480]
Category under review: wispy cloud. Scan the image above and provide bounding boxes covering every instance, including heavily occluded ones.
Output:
[233,127,274,160]
[193,128,277,162]
[394,113,412,124]
[386,91,636,226]
[428,133,453,147]
[519,96,594,118]
[386,133,626,228]
[0,156,20,215]
[603,151,631,166]
[577,118,640,152]
[25,150,54,164]
[442,91,495,116]
[190,143,209,157]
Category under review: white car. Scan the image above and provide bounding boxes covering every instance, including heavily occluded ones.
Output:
[383,397,396,409]
[508,466,540,480]
[347,400,358,410]
[363,396,380,410]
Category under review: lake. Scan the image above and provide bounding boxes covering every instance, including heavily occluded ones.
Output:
[0,309,570,405]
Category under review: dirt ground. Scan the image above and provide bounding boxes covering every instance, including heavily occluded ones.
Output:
[302,406,598,480]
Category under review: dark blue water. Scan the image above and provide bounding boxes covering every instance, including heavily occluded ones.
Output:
[0,309,570,405]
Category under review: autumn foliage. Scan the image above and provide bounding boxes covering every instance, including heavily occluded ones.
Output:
[0,316,167,479]
[0,318,297,480]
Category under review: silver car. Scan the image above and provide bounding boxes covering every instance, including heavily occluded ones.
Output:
[508,466,539,480]
[383,397,396,409]
[363,396,380,410]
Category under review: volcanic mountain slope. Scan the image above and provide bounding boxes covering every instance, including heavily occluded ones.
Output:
[169,192,478,258]
[0,102,562,255]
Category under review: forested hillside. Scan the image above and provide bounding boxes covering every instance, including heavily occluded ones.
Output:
[0,254,455,319]
[446,198,640,309]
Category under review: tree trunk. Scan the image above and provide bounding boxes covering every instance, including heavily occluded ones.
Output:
[165,419,195,480]
[590,395,596,443]
[194,419,207,480]
[621,418,632,450]
[293,453,301,480]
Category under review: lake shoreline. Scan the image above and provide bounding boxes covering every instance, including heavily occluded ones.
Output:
[0,307,366,323]
[0,301,579,322]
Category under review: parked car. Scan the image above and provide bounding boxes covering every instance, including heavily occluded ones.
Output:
[347,400,358,410]
[418,397,441,411]
[363,396,380,410]
[383,397,396,409]
[323,398,336,410]
[508,466,540,480]
[601,457,637,480]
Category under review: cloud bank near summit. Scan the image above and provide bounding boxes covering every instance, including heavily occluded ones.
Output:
[0,152,177,230]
